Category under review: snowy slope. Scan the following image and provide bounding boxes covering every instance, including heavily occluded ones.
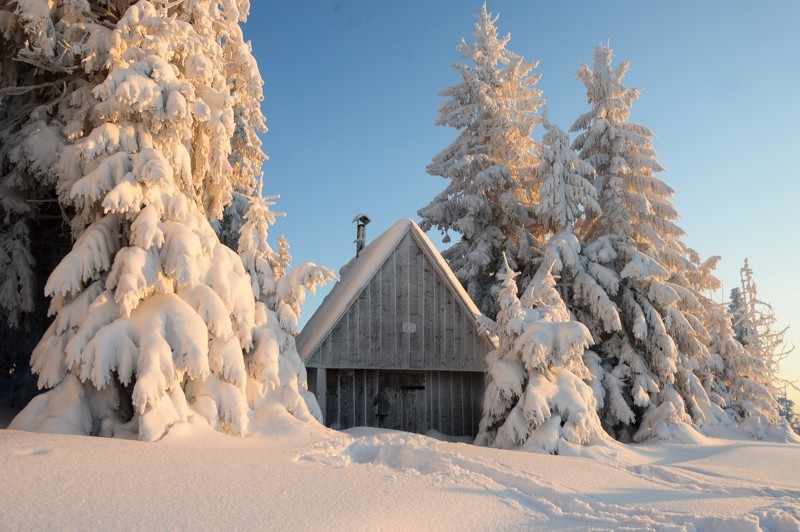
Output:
[2,412,799,531]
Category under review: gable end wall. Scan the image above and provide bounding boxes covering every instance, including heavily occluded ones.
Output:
[306,232,490,371]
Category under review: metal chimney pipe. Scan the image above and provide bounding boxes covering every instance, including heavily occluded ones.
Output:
[352,214,371,257]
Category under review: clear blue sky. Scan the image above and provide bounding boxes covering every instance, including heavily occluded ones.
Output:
[244,1,800,394]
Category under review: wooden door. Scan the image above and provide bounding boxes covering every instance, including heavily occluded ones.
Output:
[382,371,426,434]
[399,386,426,433]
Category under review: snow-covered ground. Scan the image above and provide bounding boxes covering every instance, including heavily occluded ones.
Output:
[2,409,799,531]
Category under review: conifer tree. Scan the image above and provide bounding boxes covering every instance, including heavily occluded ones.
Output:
[418,4,544,316]
[729,287,747,344]
[730,259,796,395]
[5,1,331,440]
[676,251,786,437]
[236,194,334,421]
[529,116,619,334]
[570,45,720,440]
[533,116,599,237]
[777,396,800,434]
[0,0,89,329]
[699,295,785,438]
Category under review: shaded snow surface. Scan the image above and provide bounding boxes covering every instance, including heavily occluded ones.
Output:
[2,413,800,530]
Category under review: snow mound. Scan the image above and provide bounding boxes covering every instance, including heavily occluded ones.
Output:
[302,431,463,475]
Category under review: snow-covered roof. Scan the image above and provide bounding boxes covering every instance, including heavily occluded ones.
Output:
[297,218,487,362]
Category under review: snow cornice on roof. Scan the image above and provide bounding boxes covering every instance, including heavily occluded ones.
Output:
[296,218,489,362]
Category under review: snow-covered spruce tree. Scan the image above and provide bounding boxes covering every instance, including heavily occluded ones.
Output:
[476,254,603,453]
[0,0,91,329]
[8,1,329,440]
[0,0,110,410]
[706,259,795,439]
[528,115,620,334]
[729,287,747,344]
[730,259,796,395]
[236,193,334,422]
[570,45,724,441]
[777,396,800,434]
[698,294,786,438]
[680,251,786,438]
[533,115,599,239]
[418,4,544,317]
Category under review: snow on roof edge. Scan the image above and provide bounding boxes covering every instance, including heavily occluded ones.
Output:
[297,218,492,362]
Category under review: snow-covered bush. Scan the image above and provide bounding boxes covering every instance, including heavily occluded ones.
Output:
[6,0,331,440]
[476,255,604,453]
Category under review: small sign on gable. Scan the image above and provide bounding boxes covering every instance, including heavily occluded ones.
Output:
[402,322,417,334]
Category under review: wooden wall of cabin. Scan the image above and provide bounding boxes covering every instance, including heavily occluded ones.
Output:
[307,368,485,437]
[305,232,490,373]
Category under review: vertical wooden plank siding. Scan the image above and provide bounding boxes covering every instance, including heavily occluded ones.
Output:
[441,373,449,435]
[409,239,423,369]
[467,313,474,369]
[443,372,453,435]
[436,275,445,369]
[369,275,381,368]
[431,262,439,369]
[423,260,435,370]
[306,367,317,396]
[358,290,369,367]
[454,304,463,370]
[464,373,473,436]
[338,370,347,427]
[325,369,336,427]
[326,320,343,369]
[452,373,462,436]
[334,369,342,428]
[309,370,487,438]
[347,300,357,367]
[453,372,467,434]
[472,372,484,433]
[395,235,410,368]
[354,369,364,426]
[430,371,440,433]
[467,318,476,369]
[321,335,329,368]
[380,251,394,368]
[365,370,377,427]
[446,290,455,368]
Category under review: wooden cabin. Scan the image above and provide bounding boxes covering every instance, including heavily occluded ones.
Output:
[296,218,495,437]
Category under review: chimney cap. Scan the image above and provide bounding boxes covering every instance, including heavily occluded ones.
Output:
[352,213,371,225]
